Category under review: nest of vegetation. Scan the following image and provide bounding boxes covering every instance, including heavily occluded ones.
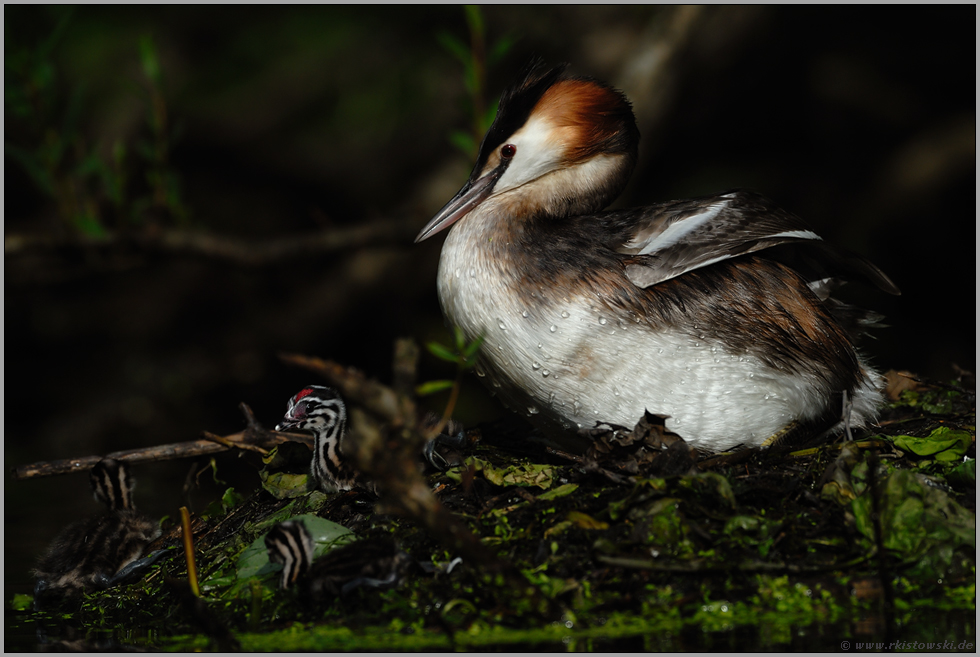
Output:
[10,349,975,652]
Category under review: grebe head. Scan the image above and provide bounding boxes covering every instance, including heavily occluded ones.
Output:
[90,458,135,512]
[264,520,315,590]
[415,61,639,242]
[276,385,353,491]
[276,385,347,438]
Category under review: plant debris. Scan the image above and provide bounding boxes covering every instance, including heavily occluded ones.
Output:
[8,363,975,652]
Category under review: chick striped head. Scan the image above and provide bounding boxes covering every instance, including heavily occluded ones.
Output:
[264,520,315,590]
[90,458,135,512]
[276,385,355,491]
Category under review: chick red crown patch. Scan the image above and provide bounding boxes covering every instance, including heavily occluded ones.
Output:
[294,387,315,402]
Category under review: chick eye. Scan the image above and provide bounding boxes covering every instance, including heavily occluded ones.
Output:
[501,144,516,159]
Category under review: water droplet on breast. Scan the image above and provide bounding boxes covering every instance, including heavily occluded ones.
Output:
[548,392,556,404]
[658,348,664,354]
[598,317,607,325]
[468,268,476,278]
[531,361,541,370]
[560,311,570,319]
[454,268,461,278]
[549,325,557,333]
[497,319,506,330]
[541,369,550,377]
[527,406,539,415]
[521,310,529,318]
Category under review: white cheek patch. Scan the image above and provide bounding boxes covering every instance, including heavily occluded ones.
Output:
[495,115,565,193]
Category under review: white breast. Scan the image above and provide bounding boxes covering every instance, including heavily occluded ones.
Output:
[435,209,882,452]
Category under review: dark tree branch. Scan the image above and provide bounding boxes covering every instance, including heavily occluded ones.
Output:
[4,216,420,266]
[9,415,312,481]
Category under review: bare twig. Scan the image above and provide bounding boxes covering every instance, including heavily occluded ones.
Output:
[9,429,311,481]
[4,216,419,266]
[201,431,269,455]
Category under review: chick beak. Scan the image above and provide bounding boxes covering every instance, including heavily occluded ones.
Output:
[414,166,505,243]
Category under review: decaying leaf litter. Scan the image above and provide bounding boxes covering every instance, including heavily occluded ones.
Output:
[9,356,975,651]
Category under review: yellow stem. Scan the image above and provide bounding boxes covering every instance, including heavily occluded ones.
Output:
[179,506,200,596]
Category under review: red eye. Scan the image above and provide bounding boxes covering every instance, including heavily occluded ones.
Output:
[501,144,516,159]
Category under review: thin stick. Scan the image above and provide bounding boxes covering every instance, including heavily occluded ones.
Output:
[9,430,311,481]
[180,506,200,597]
[201,431,269,455]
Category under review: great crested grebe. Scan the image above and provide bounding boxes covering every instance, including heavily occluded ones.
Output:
[277,385,358,492]
[33,458,163,609]
[275,385,465,493]
[415,61,899,452]
[264,520,410,602]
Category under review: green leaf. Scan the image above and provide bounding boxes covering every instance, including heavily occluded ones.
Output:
[138,36,162,86]
[8,593,33,612]
[891,427,973,461]
[946,458,975,488]
[436,32,470,65]
[567,511,608,530]
[449,130,475,157]
[488,33,518,66]
[259,471,310,500]
[416,379,454,396]
[426,341,457,363]
[463,5,484,39]
[462,334,485,358]
[453,325,466,352]
[537,483,579,501]
[221,486,244,512]
[234,514,355,586]
[71,213,107,238]
[447,457,555,490]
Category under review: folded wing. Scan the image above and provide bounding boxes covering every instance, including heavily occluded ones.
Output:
[601,190,900,296]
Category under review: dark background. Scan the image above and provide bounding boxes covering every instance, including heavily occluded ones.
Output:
[5,6,975,598]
